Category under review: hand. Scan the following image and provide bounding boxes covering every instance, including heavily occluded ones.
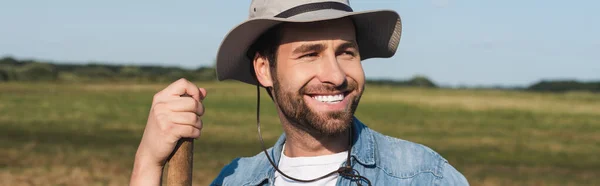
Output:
[130,78,207,185]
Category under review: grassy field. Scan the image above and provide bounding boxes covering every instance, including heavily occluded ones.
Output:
[1,82,599,186]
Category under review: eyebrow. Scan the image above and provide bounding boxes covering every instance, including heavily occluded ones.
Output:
[291,40,359,55]
[292,43,327,55]
[336,41,358,51]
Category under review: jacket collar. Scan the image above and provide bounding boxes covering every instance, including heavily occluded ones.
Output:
[349,117,376,166]
[246,116,376,185]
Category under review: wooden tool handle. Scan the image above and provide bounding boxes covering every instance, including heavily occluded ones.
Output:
[166,138,193,186]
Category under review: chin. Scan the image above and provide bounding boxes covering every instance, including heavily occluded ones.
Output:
[275,81,363,136]
[304,103,354,136]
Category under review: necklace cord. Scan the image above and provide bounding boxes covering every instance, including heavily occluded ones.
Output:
[256,85,372,185]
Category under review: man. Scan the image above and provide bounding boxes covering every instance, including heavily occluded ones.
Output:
[130,0,469,185]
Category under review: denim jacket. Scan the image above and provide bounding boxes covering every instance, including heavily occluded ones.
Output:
[210,117,469,186]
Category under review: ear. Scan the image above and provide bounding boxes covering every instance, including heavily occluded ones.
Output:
[253,52,274,87]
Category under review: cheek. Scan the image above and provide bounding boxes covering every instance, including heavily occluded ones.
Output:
[341,62,365,84]
[276,65,315,91]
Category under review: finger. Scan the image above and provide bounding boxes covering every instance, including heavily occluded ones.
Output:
[198,88,207,101]
[166,98,195,112]
[175,116,202,130]
[162,78,201,101]
[196,118,203,130]
[171,124,201,139]
[169,112,200,126]
[162,97,204,116]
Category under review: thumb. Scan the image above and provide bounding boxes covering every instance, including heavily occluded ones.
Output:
[198,88,208,101]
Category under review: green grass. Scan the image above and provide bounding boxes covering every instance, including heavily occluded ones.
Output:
[1,82,599,185]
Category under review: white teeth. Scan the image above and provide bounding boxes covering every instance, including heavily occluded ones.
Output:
[312,94,344,103]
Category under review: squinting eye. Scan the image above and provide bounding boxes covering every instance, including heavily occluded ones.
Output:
[341,51,355,56]
[301,53,318,58]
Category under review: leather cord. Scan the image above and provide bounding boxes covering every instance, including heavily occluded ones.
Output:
[256,85,372,185]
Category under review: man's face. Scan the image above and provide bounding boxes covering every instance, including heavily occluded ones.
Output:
[270,18,365,136]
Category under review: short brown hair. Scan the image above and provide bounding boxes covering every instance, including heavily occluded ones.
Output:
[248,24,282,71]
[247,24,283,99]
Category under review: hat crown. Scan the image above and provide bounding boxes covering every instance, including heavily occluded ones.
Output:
[249,0,350,18]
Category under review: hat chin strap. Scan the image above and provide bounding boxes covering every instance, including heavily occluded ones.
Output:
[255,84,372,186]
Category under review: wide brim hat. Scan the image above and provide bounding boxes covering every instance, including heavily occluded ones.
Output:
[216,0,402,85]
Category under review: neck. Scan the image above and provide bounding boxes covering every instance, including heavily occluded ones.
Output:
[279,116,350,158]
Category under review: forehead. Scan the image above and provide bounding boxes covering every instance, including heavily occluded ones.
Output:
[278,18,356,44]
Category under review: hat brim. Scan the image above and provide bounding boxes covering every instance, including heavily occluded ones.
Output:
[215,9,402,85]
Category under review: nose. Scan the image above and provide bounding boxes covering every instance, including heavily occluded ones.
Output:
[316,54,346,86]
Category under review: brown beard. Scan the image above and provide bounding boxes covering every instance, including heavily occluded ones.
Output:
[272,78,362,137]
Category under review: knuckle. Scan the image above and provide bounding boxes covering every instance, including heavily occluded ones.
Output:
[153,102,167,112]
[155,113,169,124]
[192,129,201,138]
[166,123,177,135]
[179,126,196,138]
[177,78,190,85]
[171,78,185,87]
[189,126,196,136]
[152,92,162,102]
[154,101,164,107]
[197,119,203,130]
[195,101,205,114]
[157,118,172,132]
[189,113,199,123]
[190,98,200,109]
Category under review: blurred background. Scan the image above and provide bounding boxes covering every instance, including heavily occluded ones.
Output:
[1,0,598,185]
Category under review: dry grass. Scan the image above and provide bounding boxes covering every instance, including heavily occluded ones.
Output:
[364,88,600,115]
[1,82,598,185]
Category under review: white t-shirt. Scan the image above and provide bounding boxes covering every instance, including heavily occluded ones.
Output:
[274,145,348,186]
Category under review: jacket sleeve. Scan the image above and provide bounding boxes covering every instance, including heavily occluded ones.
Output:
[439,162,470,186]
[210,158,241,186]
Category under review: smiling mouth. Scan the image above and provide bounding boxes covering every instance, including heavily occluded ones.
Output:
[308,92,348,104]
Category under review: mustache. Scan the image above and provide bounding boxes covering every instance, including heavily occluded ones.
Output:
[299,80,358,94]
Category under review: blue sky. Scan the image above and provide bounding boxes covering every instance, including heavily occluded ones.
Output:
[1,0,598,87]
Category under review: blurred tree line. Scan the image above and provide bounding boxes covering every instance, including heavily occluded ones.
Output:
[528,80,600,93]
[1,56,598,93]
[0,57,216,83]
[366,75,438,88]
